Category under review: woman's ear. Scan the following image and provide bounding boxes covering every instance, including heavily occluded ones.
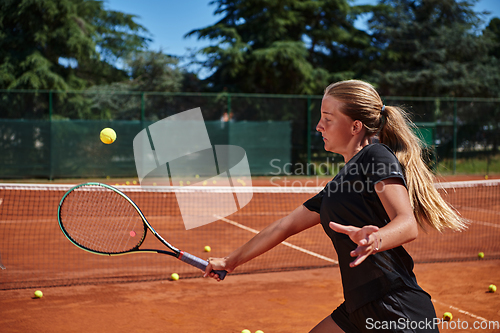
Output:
[352,120,364,135]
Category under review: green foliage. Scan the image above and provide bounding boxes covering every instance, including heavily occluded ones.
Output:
[2,0,500,119]
[437,155,500,175]
[186,0,370,94]
[0,0,150,90]
[51,51,187,120]
[368,0,500,97]
[126,51,184,92]
[187,0,500,97]
[486,17,500,58]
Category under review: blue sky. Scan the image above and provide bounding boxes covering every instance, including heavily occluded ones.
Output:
[104,0,500,72]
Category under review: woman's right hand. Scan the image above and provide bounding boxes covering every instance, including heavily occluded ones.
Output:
[204,257,233,281]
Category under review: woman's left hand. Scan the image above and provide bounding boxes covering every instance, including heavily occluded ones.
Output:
[329,222,380,267]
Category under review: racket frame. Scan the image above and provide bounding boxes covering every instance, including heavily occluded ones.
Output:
[58,182,226,279]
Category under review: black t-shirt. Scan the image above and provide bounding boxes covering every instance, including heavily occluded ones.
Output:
[303,143,423,313]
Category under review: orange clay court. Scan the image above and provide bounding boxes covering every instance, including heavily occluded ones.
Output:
[0,175,499,332]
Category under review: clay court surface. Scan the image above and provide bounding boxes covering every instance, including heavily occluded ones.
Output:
[0,261,499,332]
[1,175,499,332]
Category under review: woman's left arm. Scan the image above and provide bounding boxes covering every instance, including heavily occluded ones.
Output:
[329,178,418,267]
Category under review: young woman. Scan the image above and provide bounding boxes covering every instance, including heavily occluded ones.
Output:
[204,80,466,332]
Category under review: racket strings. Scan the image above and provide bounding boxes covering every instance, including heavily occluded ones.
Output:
[60,185,146,253]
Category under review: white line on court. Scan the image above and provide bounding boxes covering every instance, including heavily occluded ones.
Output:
[214,215,338,265]
[432,299,489,322]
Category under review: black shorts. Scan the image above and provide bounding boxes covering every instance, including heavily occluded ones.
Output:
[331,287,439,333]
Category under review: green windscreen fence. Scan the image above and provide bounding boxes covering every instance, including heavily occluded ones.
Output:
[2,90,500,178]
[0,120,291,179]
[414,125,435,148]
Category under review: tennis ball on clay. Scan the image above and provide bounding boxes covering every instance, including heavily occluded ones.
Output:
[255,330,264,333]
[241,330,251,333]
[478,252,485,259]
[204,245,211,252]
[170,273,179,281]
[443,312,453,321]
[34,290,43,298]
[489,284,497,293]
[100,127,116,144]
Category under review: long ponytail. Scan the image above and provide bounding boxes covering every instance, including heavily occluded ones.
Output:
[325,80,467,231]
[379,105,467,231]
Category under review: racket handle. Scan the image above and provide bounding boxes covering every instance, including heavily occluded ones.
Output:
[179,251,227,280]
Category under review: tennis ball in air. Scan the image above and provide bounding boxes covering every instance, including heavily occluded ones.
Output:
[489,284,497,293]
[34,290,43,298]
[100,128,116,144]
[170,273,179,281]
[478,252,485,259]
[204,245,211,252]
[241,330,251,333]
[443,312,453,321]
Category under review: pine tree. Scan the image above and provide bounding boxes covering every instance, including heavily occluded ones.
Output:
[486,17,500,59]
[0,0,151,90]
[368,0,500,97]
[186,0,370,94]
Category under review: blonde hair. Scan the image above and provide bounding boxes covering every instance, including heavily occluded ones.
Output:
[325,80,467,231]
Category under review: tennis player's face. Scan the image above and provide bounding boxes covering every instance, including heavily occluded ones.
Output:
[316,95,354,154]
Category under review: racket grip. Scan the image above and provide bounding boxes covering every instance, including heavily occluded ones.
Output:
[179,251,227,280]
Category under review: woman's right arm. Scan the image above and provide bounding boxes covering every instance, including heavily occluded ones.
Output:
[204,205,321,280]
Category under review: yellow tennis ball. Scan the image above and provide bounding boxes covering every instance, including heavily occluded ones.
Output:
[100,128,116,144]
[34,290,43,298]
[171,273,179,281]
[489,284,497,293]
[241,330,251,333]
[443,312,452,321]
[255,330,264,333]
[478,252,485,259]
[204,245,211,252]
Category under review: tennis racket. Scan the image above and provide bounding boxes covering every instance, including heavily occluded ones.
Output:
[57,182,227,280]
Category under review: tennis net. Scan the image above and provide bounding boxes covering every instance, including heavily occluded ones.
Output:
[1,180,499,290]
